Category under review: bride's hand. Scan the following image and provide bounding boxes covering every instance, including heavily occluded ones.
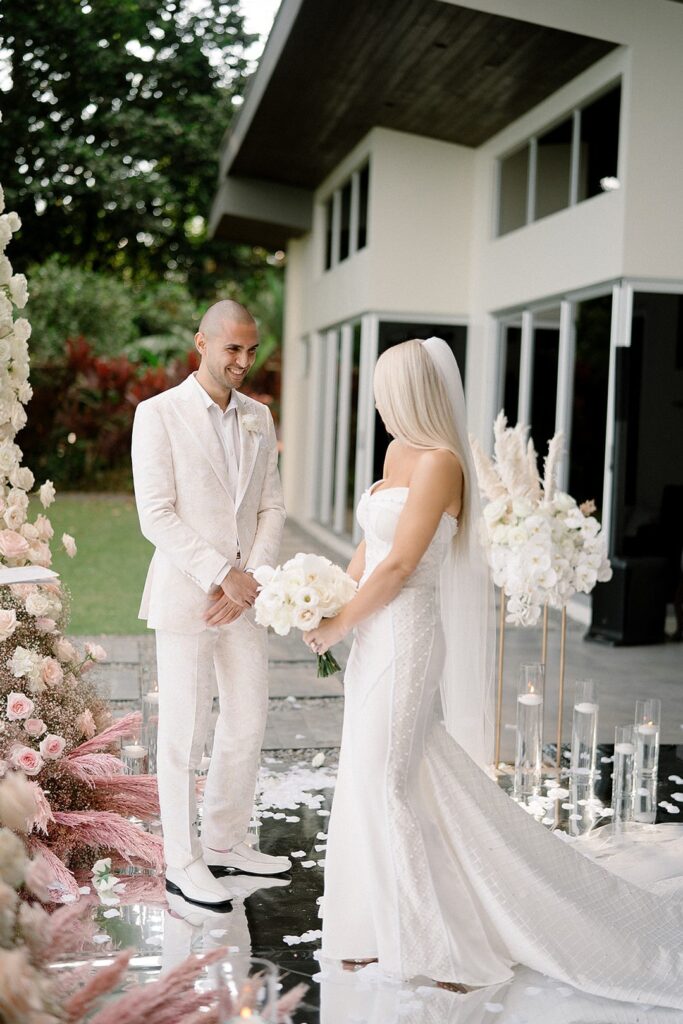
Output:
[304,615,347,656]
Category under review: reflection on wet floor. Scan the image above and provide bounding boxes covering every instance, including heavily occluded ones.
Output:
[71,746,683,1024]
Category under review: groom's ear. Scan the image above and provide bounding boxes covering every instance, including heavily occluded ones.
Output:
[194,331,205,358]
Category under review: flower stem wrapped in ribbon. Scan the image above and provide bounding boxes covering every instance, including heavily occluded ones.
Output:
[253,553,357,677]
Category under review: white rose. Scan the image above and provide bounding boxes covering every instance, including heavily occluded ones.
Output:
[10,646,36,678]
[0,441,20,473]
[553,492,575,512]
[0,256,11,286]
[0,219,11,248]
[9,404,26,432]
[6,212,21,232]
[8,488,28,512]
[16,381,32,404]
[62,533,77,558]
[484,497,509,523]
[38,481,56,508]
[54,638,77,663]
[8,274,28,309]
[25,591,51,617]
[9,466,34,491]
[85,642,107,662]
[11,319,31,344]
[0,608,17,641]
[0,340,10,364]
[293,605,323,631]
[3,505,24,530]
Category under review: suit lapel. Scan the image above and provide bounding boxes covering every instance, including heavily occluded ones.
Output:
[172,375,236,510]
[235,394,260,510]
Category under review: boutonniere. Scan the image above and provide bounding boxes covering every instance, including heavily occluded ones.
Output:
[240,412,261,435]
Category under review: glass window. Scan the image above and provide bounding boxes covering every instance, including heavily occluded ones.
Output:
[324,197,333,271]
[501,324,522,424]
[569,296,611,513]
[498,145,529,236]
[530,310,560,467]
[577,85,621,201]
[339,180,352,262]
[357,163,369,250]
[535,118,572,220]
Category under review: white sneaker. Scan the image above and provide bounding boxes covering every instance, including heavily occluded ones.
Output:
[165,890,235,925]
[165,857,234,907]
[205,841,292,876]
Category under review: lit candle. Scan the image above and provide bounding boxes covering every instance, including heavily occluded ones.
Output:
[637,723,657,735]
[518,692,543,706]
[614,742,635,755]
[122,744,147,758]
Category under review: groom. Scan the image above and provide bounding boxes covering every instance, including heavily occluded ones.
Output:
[132,300,289,907]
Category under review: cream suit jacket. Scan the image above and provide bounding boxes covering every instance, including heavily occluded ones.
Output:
[131,374,286,633]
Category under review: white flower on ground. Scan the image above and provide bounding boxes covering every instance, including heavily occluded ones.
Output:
[62,533,77,558]
[5,692,34,721]
[38,480,56,509]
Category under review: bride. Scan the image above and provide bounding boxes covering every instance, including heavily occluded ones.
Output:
[303,337,683,1008]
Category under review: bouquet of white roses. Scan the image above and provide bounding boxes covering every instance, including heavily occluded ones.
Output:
[253,552,357,676]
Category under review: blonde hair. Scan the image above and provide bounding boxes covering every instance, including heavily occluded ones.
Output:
[373,339,468,510]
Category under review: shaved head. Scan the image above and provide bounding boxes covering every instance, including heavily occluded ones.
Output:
[198,299,255,339]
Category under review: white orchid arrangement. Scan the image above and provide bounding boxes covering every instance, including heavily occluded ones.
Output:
[471,413,612,627]
[253,552,357,675]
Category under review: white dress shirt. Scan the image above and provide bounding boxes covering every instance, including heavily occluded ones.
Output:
[191,373,241,583]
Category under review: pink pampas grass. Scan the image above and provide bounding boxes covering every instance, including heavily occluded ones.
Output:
[63,753,125,783]
[69,712,142,757]
[87,948,226,1024]
[28,838,82,902]
[27,780,55,833]
[63,950,133,1023]
[90,775,159,819]
[52,811,164,870]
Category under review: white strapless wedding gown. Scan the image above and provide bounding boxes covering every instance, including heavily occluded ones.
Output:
[320,486,683,1009]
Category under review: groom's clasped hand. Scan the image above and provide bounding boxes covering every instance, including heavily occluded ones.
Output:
[204,566,259,627]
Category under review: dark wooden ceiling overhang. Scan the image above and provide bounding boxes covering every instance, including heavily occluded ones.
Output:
[211,0,617,243]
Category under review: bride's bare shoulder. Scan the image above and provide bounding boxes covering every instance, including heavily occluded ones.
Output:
[414,448,463,483]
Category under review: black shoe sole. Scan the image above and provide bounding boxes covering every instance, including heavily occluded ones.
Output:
[207,864,292,879]
[165,878,233,910]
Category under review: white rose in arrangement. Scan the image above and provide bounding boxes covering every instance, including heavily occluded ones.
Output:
[62,533,77,557]
[8,273,28,309]
[0,219,11,248]
[12,318,31,344]
[6,212,21,232]
[0,440,21,474]
[25,590,51,617]
[0,607,17,640]
[0,255,11,285]
[9,403,27,432]
[3,504,25,530]
[39,480,56,508]
[0,293,12,325]
[9,466,34,492]
[54,637,77,664]
[10,646,40,678]
[16,381,32,404]
[0,341,11,365]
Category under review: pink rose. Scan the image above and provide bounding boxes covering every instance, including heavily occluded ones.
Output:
[54,638,76,664]
[10,745,43,776]
[9,583,33,599]
[0,529,30,559]
[41,657,63,687]
[6,692,34,720]
[35,617,57,634]
[34,514,54,541]
[76,709,97,739]
[85,643,107,662]
[62,533,77,558]
[24,719,47,738]
[39,734,65,760]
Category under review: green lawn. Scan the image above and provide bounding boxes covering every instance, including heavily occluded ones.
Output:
[39,493,153,635]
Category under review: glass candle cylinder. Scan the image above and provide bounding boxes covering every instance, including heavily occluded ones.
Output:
[633,699,661,824]
[611,724,635,828]
[120,732,149,776]
[218,955,278,1023]
[570,679,599,778]
[514,663,544,801]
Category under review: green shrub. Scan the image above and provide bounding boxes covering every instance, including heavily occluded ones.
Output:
[25,256,139,361]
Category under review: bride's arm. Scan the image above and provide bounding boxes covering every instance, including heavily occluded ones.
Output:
[305,450,461,652]
[346,540,366,583]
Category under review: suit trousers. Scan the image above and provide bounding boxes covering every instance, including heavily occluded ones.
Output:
[155,617,268,870]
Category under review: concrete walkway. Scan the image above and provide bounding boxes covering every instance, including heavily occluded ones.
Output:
[82,519,683,760]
